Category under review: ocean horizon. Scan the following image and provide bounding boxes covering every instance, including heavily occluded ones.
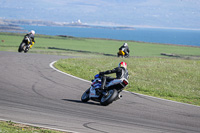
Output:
[20,25,200,47]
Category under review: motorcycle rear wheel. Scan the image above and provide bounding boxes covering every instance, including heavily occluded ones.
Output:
[100,89,118,106]
[81,88,90,102]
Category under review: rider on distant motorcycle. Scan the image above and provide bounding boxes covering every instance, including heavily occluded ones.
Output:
[99,62,129,90]
[24,30,35,49]
[118,43,130,57]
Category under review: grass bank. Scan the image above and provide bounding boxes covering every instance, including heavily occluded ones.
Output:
[0,121,66,133]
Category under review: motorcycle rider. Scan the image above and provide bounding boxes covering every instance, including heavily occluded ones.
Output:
[118,43,130,57]
[99,62,129,91]
[24,30,35,49]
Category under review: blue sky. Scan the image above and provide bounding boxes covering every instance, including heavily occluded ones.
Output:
[0,0,200,29]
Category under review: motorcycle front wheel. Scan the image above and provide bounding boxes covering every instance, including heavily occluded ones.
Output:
[24,46,29,53]
[18,42,25,52]
[100,89,118,106]
[81,88,90,102]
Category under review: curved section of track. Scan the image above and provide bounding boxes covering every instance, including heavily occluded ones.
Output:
[0,51,200,133]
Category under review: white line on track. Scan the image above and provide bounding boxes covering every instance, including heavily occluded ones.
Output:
[50,60,200,108]
[50,61,91,83]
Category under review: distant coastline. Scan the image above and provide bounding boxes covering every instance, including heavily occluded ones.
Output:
[0,23,27,33]
[1,18,200,47]
[0,18,135,32]
[1,18,200,33]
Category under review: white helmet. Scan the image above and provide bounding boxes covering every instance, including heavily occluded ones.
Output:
[123,43,128,46]
[30,30,35,35]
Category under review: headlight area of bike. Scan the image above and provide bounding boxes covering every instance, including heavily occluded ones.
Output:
[92,79,101,88]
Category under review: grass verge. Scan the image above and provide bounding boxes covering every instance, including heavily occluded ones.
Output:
[0,121,67,133]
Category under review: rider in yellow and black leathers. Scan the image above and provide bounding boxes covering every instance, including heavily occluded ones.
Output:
[24,30,35,48]
[118,43,130,57]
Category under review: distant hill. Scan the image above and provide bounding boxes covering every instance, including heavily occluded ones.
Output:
[0,19,135,32]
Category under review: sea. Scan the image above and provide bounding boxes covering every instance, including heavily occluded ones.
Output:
[20,25,200,47]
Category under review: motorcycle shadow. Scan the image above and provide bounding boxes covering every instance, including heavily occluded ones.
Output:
[62,99,101,106]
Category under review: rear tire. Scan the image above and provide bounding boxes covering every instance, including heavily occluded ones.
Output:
[81,88,90,102]
[100,89,118,106]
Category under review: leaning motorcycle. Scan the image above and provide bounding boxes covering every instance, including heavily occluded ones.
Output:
[18,36,33,53]
[117,48,129,58]
[81,74,129,106]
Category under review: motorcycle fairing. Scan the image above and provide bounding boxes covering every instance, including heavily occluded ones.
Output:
[106,78,129,90]
[106,79,123,87]
[24,37,31,44]
[89,77,128,98]
[89,86,100,98]
[89,78,101,98]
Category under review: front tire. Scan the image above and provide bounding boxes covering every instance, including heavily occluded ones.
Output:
[18,43,25,52]
[81,88,90,102]
[24,46,29,53]
[100,89,118,106]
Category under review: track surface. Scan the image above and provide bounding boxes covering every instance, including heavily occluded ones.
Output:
[0,51,200,133]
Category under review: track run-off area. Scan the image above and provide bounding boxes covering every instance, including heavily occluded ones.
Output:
[0,51,200,133]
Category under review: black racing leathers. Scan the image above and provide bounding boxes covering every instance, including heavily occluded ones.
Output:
[24,33,35,44]
[100,67,129,90]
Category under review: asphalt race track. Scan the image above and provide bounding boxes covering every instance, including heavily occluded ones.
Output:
[0,51,200,133]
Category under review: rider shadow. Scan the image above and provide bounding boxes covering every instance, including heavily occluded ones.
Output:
[62,99,101,106]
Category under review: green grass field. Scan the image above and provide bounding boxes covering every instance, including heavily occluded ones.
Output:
[1,32,200,57]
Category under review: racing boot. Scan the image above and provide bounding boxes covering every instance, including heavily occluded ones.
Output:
[100,76,106,90]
